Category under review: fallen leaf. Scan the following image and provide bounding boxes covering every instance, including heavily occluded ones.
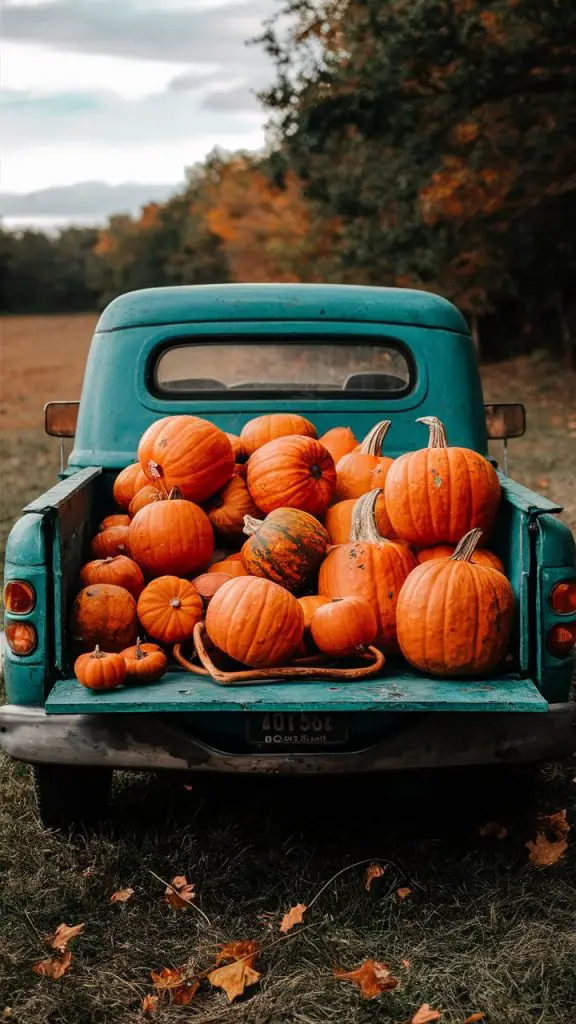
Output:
[334,959,399,999]
[526,833,568,867]
[279,903,307,933]
[479,821,508,839]
[464,1014,485,1023]
[208,960,261,1003]
[402,958,411,969]
[2,1009,13,1018]
[164,875,196,910]
[397,887,413,900]
[172,981,200,1005]
[411,1004,441,1023]
[32,951,72,980]
[142,994,159,1014]
[47,923,84,953]
[150,967,199,1005]
[215,940,259,969]
[540,808,570,840]
[364,863,386,891]
[110,887,134,904]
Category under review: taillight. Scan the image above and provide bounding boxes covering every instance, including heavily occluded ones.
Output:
[550,580,576,615]
[5,623,38,656]
[546,622,576,659]
[4,580,36,614]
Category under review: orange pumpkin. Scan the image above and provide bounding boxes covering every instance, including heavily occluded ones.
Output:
[128,484,162,518]
[206,576,304,668]
[89,525,130,559]
[324,499,355,544]
[207,558,248,577]
[122,638,167,683]
[310,597,377,657]
[99,514,131,530]
[138,415,234,502]
[416,544,505,574]
[137,416,178,473]
[79,554,145,599]
[240,413,317,457]
[319,426,358,465]
[241,508,329,592]
[137,576,204,644]
[397,528,514,677]
[247,435,336,516]
[71,584,138,652]
[128,492,214,577]
[297,594,331,655]
[192,572,232,606]
[318,489,416,652]
[335,421,394,500]
[113,463,143,510]
[74,645,127,690]
[385,416,501,545]
[205,470,260,540]
[226,432,246,461]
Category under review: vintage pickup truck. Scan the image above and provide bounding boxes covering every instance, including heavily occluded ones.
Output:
[1,284,575,826]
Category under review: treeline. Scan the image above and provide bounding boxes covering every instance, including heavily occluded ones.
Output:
[2,0,575,363]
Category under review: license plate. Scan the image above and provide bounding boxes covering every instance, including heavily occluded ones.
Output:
[247,712,349,748]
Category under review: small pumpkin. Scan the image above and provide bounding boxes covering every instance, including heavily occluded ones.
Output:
[319,426,358,464]
[128,484,162,518]
[335,421,393,500]
[207,558,248,577]
[396,528,514,677]
[137,576,204,644]
[192,572,232,606]
[99,514,131,530]
[241,508,329,592]
[318,489,415,652]
[122,637,168,683]
[206,576,304,668]
[384,416,501,545]
[89,525,130,559]
[74,645,127,690]
[205,470,260,540]
[416,544,505,573]
[128,490,214,578]
[240,413,317,457]
[226,432,246,461]
[297,594,331,654]
[80,554,145,599]
[247,435,336,516]
[71,584,138,652]
[138,414,235,503]
[310,597,377,657]
[113,463,143,510]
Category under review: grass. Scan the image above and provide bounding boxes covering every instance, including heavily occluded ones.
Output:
[1,315,575,1023]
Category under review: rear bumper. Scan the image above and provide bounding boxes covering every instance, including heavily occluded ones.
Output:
[1,704,575,773]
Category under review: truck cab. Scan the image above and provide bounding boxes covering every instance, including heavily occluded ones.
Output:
[1,284,575,826]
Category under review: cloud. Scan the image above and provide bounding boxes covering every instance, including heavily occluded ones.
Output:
[201,83,259,112]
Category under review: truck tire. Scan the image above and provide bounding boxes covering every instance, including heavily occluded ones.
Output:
[32,765,113,828]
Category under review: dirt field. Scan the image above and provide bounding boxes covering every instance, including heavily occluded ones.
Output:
[0,314,575,1024]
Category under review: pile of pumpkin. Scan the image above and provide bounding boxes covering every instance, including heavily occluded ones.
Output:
[71,412,514,691]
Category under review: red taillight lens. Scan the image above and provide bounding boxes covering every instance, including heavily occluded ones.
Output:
[550,580,576,615]
[5,623,38,656]
[4,580,36,614]
[546,622,576,659]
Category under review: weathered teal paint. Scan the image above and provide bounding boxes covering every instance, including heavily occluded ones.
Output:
[3,513,48,705]
[45,669,547,714]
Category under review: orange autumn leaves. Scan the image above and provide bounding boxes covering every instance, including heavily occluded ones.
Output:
[526,808,571,867]
[145,941,262,1010]
[32,922,84,979]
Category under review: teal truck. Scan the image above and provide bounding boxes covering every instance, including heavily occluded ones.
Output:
[1,284,575,826]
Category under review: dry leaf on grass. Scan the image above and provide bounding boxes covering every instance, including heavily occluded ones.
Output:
[540,809,570,839]
[397,887,413,900]
[279,903,307,933]
[402,958,411,969]
[526,808,570,867]
[47,922,84,953]
[478,821,508,839]
[110,887,134,904]
[334,959,399,999]
[215,940,259,969]
[164,874,196,910]
[364,863,386,891]
[411,1004,441,1023]
[32,951,72,980]
[142,994,159,1014]
[208,960,261,1003]
[464,1014,485,1023]
[3,1009,13,1019]
[150,967,199,1005]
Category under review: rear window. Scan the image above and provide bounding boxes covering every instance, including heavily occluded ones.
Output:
[154,339,412,397]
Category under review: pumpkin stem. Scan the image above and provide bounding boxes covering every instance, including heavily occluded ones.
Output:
[148,460,170,497]
[350,489,387,544]
[135,637,146,660]
[243,514,263,537]
[360,420,392,456]
[310,463,323,480]
[92,644,104,659]
[450,528,484,562]
[168,487,184,500]
[416,416,448,449]
[170,598,181,608]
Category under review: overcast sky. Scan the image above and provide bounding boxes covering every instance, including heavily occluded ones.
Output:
[1,0,275,193]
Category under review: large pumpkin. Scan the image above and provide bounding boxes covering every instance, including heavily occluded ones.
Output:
[70,584,138,652]
[319,426,358,464]
[137,576,204,644]
[80,554,145,599]
[247,435,336,516]
[397,528,514,677]
[335,421,394,500]
[205,470,260,540]
[241,508,329,592]
[325,491,395,546]
[417,544,505,574]
[385,416,501,545]
[318,489,415,652]
[240,413,317,457]
[128,491,213,577]
[139,415,235,502]
[205,576,304,668]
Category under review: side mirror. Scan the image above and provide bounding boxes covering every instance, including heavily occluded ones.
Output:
[45,401,79,438]
[485,403,526,440]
